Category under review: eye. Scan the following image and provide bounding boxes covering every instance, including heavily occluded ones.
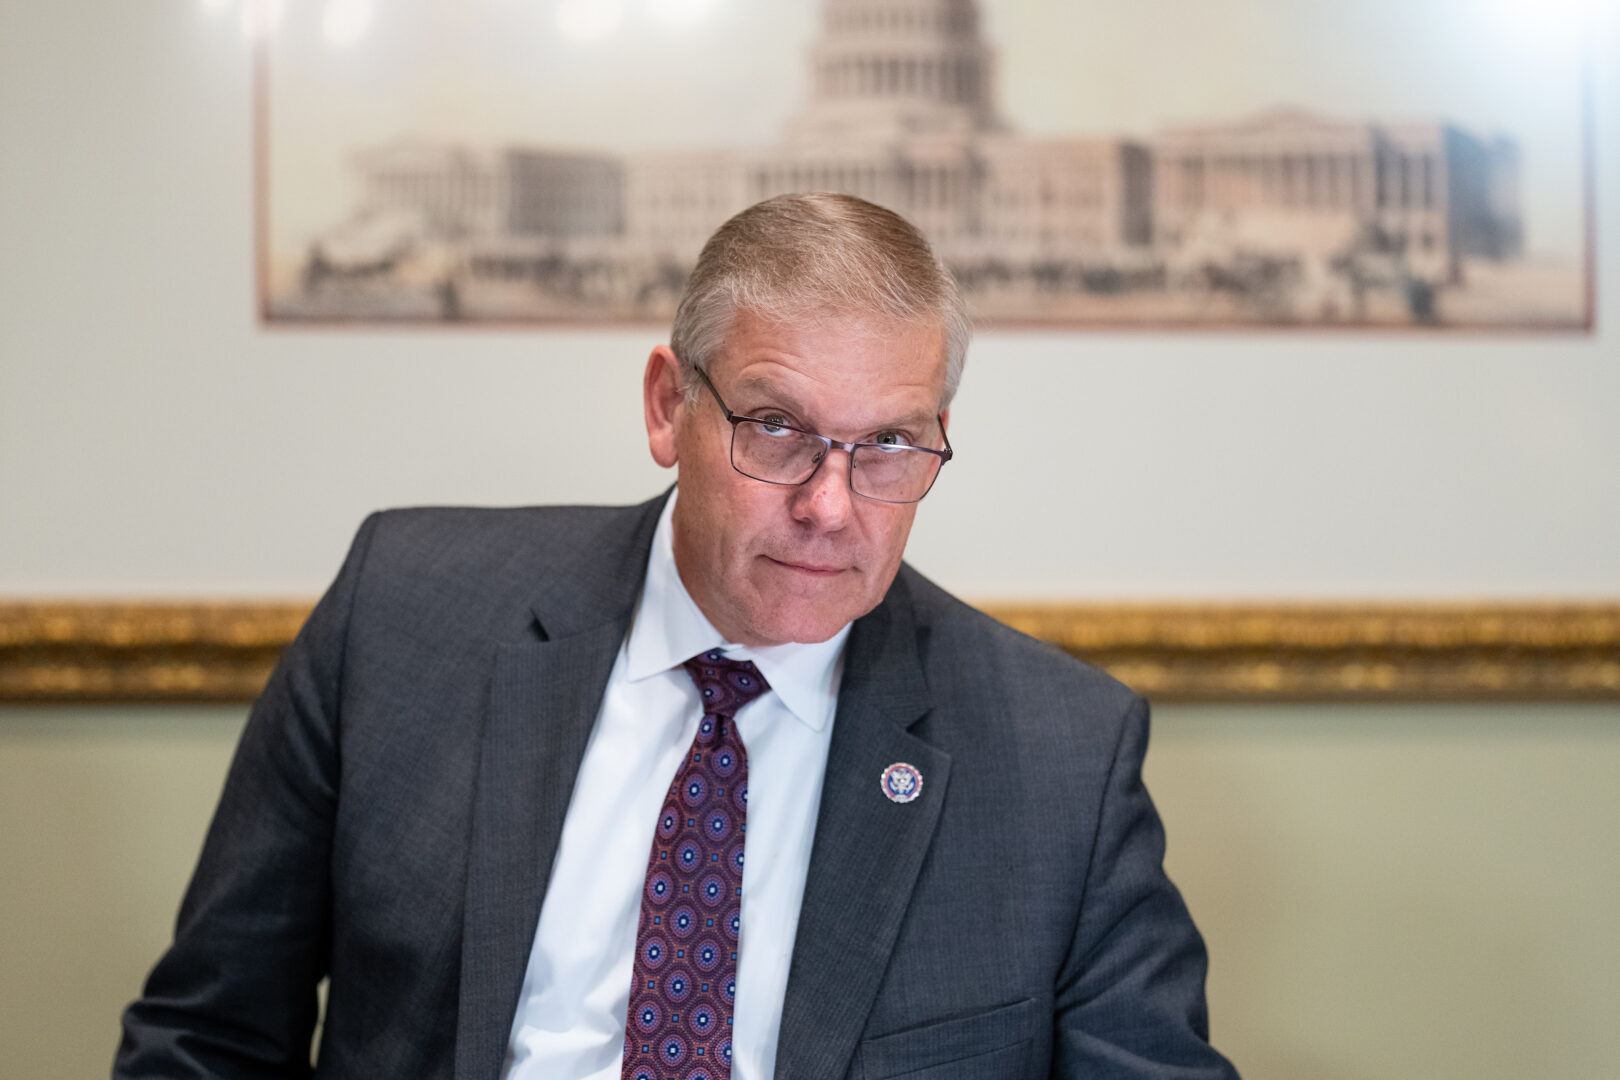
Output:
[758,414,795,437]
[872,431,912,449]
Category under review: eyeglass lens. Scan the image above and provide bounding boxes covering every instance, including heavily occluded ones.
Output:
[732,420,941,502]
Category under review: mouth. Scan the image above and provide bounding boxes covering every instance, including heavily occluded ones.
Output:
[765,556,847,576]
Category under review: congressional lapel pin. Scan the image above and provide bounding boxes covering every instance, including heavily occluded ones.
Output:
[880,762,923,804]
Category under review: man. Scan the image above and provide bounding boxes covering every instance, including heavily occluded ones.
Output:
[118,194,1237,1079]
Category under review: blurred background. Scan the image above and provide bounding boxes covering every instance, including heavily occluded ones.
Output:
[2,1,1618,1077]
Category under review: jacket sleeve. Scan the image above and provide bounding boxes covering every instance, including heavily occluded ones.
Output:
[114,514,382,1079]
[1052,696,1241,1080]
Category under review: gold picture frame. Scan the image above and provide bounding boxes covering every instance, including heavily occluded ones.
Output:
[3,600,1615,704]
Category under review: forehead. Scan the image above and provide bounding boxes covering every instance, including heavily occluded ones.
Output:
[713,309,947,416]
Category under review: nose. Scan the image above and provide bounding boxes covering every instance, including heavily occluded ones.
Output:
[790,445,855,530]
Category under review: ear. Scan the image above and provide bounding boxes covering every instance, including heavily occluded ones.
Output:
[938,407,950,437]
[644,345,686,469]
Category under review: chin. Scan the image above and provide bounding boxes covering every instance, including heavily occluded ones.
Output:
[780,620,849,646]
[739,601,855,647]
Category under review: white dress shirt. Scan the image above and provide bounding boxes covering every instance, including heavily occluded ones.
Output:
[503,491,849,1080]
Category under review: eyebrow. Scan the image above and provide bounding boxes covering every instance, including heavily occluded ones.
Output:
[729,375,938,434]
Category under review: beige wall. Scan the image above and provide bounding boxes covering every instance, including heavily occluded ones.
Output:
[0,707,247,1078]
[6,702,1619,1079]
[1148,704,1620,1079]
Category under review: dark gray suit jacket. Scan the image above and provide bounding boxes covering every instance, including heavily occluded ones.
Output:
[117,494,1237,1080]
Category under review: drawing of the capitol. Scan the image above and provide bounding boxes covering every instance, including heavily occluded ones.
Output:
[273,0,1571,327]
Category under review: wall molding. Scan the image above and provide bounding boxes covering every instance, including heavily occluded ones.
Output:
[986,602,1620,702]
[2,600,1617,704]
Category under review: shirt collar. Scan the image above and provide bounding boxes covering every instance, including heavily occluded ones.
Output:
[625,489,849,732]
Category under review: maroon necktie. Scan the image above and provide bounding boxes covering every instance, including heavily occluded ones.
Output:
[621,650,770,1080]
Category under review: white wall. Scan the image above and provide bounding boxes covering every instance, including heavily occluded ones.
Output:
[1,0,1616,599]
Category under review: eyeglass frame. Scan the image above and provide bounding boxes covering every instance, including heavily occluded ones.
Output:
[688,363,954,505]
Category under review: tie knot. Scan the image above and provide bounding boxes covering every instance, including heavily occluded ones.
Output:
[682,649,771,716]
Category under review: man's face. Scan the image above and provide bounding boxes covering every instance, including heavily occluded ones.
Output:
[644,309,950,647]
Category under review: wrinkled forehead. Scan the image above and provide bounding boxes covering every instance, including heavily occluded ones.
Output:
[713,303,949,396]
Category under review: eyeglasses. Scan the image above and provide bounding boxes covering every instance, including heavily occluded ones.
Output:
[691,365,953,505]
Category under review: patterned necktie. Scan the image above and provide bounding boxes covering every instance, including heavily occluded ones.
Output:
[622,650,770,1080]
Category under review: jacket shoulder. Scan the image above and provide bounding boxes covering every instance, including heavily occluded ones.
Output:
[339,497,663,642]
[895,563,1142,719]
[360,501,647,572]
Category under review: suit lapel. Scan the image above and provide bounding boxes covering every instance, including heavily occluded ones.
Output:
[454,495,666,1080]
[774,573,950,1080]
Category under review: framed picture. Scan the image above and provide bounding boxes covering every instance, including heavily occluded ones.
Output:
[256,0,1593,330]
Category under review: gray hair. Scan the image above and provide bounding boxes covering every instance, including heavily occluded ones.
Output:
[669,192,971,410]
